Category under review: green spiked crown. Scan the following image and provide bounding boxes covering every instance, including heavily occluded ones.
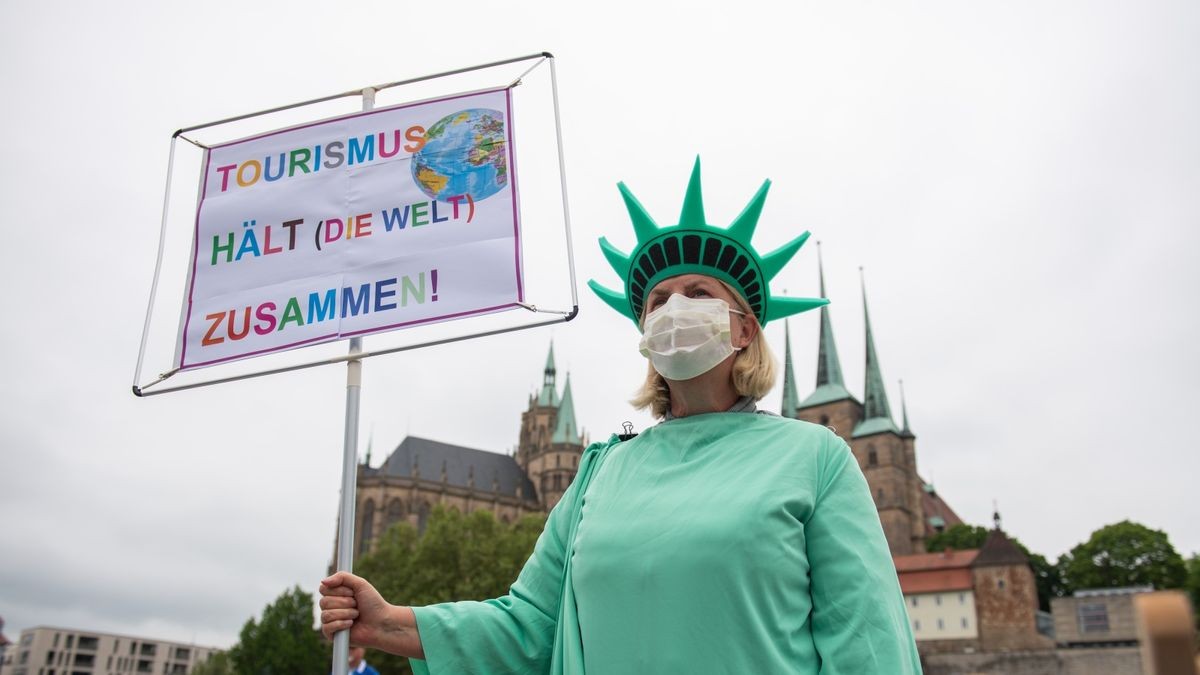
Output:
[588,157,829,326]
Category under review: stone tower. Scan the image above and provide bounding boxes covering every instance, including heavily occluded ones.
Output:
[787,257,927,555]
[516,343,586,510]
[972,517,1054,651]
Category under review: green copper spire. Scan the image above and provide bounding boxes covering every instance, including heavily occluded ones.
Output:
[780,320,800,418]
[552,373,581,444]
[537,342,559,407]
[589,157,828,326]
[853,271,899,438]
[899,379,915,438]
[798,243,856,409]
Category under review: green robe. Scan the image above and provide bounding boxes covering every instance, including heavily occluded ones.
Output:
[412,412,922,674]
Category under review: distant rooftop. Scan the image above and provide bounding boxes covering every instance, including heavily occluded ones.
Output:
[371,436,536,500]
[1074,586,1154,598]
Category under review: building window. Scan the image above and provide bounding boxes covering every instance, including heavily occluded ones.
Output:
[386,499,405,530]
[76,637,97,651]
[913,620,921,632]
[65,636,73,650]
[868,445,878,466]
[961,617,969,629]
[819,414,830,426]
[959,592,966,604]
[876,488,884,502]
[174,648,190,661]
[1078,602,1111,634]
[935,595,942,606]
[359,500,376,554]
[417,502,430,534]
[910,596,918,607]
[937,618,944,631]
[997,578,1006,590]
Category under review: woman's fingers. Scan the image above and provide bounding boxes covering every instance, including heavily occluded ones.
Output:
[321,608,359,623]
[321,619,354,639]
[319,595,356,610]
[319,582,355,597]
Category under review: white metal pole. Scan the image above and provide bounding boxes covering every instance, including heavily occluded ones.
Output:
[331,87,375,675]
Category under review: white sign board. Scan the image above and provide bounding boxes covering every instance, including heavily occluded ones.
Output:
[174,87,523,370]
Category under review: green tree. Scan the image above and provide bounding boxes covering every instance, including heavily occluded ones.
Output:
[1184,553,1200,629]
[228,586,328,675]
[191,651,233,675]
[352,506,546,675]
[926,524,989,552]
[1058,520,1187,592]
[926,523,1065,611]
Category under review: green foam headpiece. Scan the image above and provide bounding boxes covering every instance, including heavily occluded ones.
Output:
[588,157,829,326]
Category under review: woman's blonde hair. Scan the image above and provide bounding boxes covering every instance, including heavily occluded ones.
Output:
[631,279,777,418]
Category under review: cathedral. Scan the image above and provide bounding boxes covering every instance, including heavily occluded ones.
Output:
[352,344,587,556]
[353,264,960,559]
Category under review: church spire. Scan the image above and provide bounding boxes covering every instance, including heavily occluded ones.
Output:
[781,320,800,418]
[552,373,581,444]
[798,243,856,409]
[853,270,899,438]
[815,243,847,390]
[899,379,915,438]
[537,341,559,407]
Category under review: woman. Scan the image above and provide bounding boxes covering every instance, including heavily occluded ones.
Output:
[320,159,922,674]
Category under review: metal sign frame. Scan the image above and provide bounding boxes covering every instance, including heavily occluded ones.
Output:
[132,52,577,397]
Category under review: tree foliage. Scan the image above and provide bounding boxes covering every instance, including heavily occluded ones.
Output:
[191,651,233,675]
[1183,553,1200,628]
[1058,520,1187,592]
[353,506,546,675]
[926,524,989,552]
[228,586,328,675]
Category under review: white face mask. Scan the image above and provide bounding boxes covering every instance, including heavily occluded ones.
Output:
[638,294,745,381]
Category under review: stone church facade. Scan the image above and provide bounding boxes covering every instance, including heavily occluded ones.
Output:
[353,344,586,556]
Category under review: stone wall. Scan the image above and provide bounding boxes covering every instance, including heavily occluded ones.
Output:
[922,647,1140,675]
[974,564,1054,652]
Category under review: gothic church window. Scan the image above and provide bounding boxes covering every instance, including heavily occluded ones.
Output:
[417,502,430,535]
[359,500,376,554]
[386,499,405,530]
[868,445,878,466]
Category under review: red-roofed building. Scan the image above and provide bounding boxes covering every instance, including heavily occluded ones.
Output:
[894,528,1054,655]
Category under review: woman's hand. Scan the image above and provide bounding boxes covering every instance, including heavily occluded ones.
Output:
[319,572,424,658]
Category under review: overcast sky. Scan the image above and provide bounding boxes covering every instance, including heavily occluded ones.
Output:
[1,0,1197,650]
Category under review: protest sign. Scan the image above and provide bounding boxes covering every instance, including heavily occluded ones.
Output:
[174,87,523,370]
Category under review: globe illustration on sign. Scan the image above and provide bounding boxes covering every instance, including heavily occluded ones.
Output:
[411,108,508,202]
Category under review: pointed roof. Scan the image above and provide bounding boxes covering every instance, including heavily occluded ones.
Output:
[899,380,915,438]
[537,342,559,407]
[780,321,800,418]
[373,436,535,499]
[972,528,1030,568]
[799,244,856,410]
[552,373,581,444]
[853,271,899,438]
